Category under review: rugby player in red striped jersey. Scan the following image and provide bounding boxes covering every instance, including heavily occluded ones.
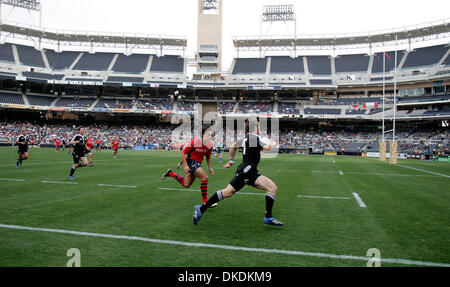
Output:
[162,129,216,206]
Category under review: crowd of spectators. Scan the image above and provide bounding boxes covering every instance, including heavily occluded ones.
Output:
[0,120,448,155]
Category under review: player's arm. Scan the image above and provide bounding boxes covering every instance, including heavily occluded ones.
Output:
[224,141,238,168]
[261,137,276,152]
[206,152,214,176]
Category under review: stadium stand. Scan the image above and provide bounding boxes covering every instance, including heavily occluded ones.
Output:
[112,54,150,73]
[218,102,235,113]
[27,95,57,106]
[45,50,81,70]
[304,107,341,115]
[232,58,267,74]
[54,97,96,108]
[95,98,134,109]
[106,76,145,83]
[0,43,15,63]
[278,102,298,114]
[22,71,65,81]
[371,50,406,73]
[150,55,184,73]
[236,101,273,113]
[0,92,24,104]
[73,52,115,71]
[306,56,331,75]
[402,44,449,69]
[334,54,370,73]
[270,56,304,74]
[15,44,46,68]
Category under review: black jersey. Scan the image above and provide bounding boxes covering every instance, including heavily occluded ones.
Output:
[237,133,266,168]
[71,134,86,155]
[17,134,30,148]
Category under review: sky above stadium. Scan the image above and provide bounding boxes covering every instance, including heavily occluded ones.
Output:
[2,0,449,72]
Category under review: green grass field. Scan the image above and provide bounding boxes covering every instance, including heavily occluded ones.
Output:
[0,146,449,267]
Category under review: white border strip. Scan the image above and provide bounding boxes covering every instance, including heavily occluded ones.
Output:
[41,180,78,185]
[352,192,367,208]
[0,223,448,267]
[0,178,25,182]
[97,184,137,188]
[397,165,450,178]
[298,195,350,200]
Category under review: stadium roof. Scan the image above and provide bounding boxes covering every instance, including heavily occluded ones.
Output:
[0,20,187,49]
[233,18,450,50]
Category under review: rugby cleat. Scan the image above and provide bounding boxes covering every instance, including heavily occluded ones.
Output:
[210,203,218,208]
[161,168,172,180]
[263,217,283,226]
[68,176,74,181]
[192,205,203,225]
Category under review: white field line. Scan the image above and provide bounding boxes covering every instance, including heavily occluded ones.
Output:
[0,178,26,182]
[397,165,450,179]
[158,187,266,196]
[97,184,136,188]
[352,192,367,208]
[297,195,350,200]
[41,180,78,185]
[0,223,448,267]
[331,158,336,164]
[311,171,440,177]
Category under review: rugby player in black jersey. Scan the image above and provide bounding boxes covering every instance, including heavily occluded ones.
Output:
[193,119,283,226]
[68,127,88,180]
[15,128,31,168]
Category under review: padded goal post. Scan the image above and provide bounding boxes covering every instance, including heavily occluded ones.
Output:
[389,141,398,165]
[379,140,387,161]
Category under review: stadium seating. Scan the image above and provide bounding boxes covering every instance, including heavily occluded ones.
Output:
[402,44,449,69]
[73,52,115,71]
[106,76,145,83]
[150,55,184,73]
[95,98,134,109]
[0,92,24,104]
[27,95,57,106]
[112,54,150,73]
[22,72,65,80]
[371,50,406,73]
[218,102,235,113]
[232,58,267,74]
[304,107,341,115]
[236,101,273,113]
[278,102,298,114]
[45,50,81,70]
[54,97,96,108]
[334,54,370,73]
[0,43,15,63]
[306,56,331,75]
[15,44,46,67]
[270,56,304,74]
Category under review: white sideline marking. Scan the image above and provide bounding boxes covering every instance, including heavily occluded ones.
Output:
[397,165,450,179]
[0,178,25,182]
[339,170,344,176]
[0,223,448,267]
[97,184,136,188]
[312,171,336,174]
[352,193,367,208]
[344,172,440,177]
[331,158,336,164]
[298,195,350,200]
[41,180,78,185]
[158,187,265,196]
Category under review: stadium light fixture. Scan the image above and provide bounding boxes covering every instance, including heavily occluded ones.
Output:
[262,4,296,22]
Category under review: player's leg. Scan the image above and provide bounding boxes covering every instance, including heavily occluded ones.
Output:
[253,175,283,226]
[16,151,22,167]
[193,167,209,204]
[88,152,93,166]
[193,184,236,225]
[163,167,195,188]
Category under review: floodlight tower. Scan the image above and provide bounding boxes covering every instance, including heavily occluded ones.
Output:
[197,0,223,74]
[260,4,297,57]
[0,0,42,27]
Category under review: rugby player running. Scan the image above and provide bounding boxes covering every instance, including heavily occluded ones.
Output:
[192,120,283,226]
